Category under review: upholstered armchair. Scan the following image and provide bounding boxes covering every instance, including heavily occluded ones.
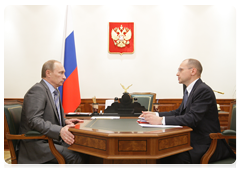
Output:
[130,92,156,111]
[200,101,238,168]
[4,104,66,168]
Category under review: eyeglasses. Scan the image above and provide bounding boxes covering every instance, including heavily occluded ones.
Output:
[177,67,192,73]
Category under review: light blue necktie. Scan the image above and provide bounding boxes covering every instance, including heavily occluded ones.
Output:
[53,90,62,126]
[183,89,188,107]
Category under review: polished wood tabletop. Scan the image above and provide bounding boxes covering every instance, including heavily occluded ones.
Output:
[68,118,193,164]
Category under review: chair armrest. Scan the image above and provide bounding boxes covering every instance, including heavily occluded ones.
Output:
[209,132,236,140]
[5,132,65,164]
[6,133,47,140]
[201,132,236,164]
[25,131,44,137]
[222,130,236,136]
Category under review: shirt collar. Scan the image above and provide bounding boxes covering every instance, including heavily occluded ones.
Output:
[186,78,199,96]
[42,79,56,94]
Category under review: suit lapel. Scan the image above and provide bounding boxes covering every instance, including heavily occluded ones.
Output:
[40,80,62,125]
[183,79,203,110]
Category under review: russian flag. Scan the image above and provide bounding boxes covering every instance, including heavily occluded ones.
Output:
[59,6,81,114]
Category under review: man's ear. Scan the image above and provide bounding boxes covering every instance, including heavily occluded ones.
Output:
[46,70,51,77]
[191,68,197,76]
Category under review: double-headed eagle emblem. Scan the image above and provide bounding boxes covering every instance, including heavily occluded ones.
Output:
[120,84,133,93]
[111,25,132,48]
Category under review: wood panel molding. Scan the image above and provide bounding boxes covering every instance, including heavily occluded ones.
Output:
[4,98,235,113]
[158,134,188,151]
[74,134,107,151]
[119,140,147,152]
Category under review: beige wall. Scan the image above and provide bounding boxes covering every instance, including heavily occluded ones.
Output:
[4,5,236,99]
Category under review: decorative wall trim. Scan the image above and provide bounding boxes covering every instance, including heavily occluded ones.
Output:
[4,98,235,112]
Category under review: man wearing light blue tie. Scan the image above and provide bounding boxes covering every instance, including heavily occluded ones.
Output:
[141,59,235,163]
[18,60,87,164]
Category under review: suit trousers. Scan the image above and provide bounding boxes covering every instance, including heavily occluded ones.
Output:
[46,142,88,164]
[158,151,192,164]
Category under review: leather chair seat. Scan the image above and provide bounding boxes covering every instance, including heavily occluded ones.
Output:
[208,155,238,168]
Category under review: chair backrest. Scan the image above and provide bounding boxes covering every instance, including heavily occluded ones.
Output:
[228,101,236,147]
[130,92,156,111]
[4,104,23,151]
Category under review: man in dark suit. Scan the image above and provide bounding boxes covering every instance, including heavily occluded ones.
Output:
[18,60,86,164]
[141,59,234,163]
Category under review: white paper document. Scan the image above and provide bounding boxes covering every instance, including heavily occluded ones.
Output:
[67,112,91,115]
[139,124,182,128]
[105,100,114,109]
[91,116,120,119]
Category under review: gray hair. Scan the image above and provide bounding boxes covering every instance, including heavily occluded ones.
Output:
[185,58,203,76]
[41,60,60,78]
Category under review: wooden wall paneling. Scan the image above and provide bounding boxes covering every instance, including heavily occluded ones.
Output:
[216,99,235,112]
[4,98,235,113]
[4,98,235,150]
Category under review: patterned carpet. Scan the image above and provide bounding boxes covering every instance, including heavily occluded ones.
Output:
[4,150,11,164]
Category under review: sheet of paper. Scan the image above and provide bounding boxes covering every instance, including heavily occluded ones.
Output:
[91,116,120,119]
[139,124,182,128]
[67,112,91,115]
[105,100,114,109]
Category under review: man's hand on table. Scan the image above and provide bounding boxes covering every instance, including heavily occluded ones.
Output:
[140,111,163,125]
[60,119,84,145]
[65,119,84,125]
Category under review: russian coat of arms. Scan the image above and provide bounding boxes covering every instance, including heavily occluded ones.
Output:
[111,25,132,48]
[109,22,134,54]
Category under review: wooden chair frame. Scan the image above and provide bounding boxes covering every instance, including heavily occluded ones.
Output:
[200,133,236,164]
[200,101,236,164]
[4,112,65,164]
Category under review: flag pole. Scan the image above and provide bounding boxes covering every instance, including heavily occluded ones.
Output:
[59,5,68,101]
[60,5,68,65]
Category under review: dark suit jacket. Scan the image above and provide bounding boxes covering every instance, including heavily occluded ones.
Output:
[158,79,233,163]
[18,80,66,164]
